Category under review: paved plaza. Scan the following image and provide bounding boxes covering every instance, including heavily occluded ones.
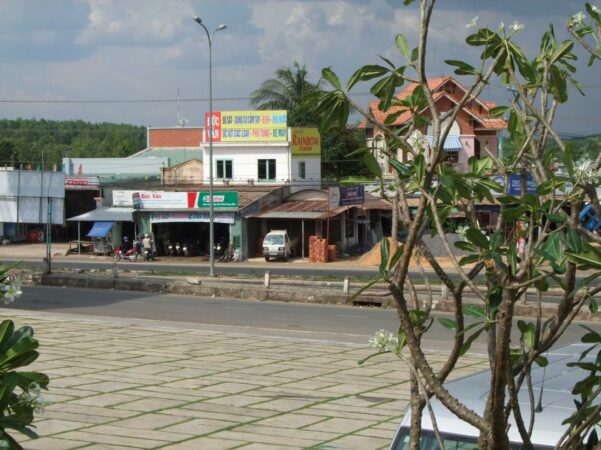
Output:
[2,308,487,450]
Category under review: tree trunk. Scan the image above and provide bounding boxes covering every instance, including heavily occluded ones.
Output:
[408,373,425,450]
[483,287,517,450]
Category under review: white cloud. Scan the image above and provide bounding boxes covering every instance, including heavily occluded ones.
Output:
[249,1,382,68]
[76,0,195,46]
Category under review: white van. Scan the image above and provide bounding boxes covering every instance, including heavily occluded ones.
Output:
[390,343,597,449]
[262,230,296,261]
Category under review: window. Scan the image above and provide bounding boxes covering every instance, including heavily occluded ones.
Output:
[298,161,306,179]
[216,160,232,179]
[258,159,276,180]
[474,139,481,159]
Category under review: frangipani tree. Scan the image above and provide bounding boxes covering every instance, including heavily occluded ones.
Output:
[310,1,600,449]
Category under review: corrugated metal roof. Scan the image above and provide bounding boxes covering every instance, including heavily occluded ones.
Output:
[130,148,204,166]
[67,207,134,222]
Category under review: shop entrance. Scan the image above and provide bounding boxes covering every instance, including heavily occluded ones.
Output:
[151,221,229,256]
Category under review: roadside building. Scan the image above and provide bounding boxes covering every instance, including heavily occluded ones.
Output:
[0,169,65,243]
[362,76,507,174]
[63,111,391,260]
[361,77,507,231]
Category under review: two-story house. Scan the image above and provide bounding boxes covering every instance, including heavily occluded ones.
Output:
[363,76,507,174]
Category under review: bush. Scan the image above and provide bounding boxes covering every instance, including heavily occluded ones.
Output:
[0,266,49,449]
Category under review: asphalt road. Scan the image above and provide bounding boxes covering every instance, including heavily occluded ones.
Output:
[9,285,598,355]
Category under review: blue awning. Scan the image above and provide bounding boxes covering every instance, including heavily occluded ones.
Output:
[86,221,113,238]
[427,135,462,152]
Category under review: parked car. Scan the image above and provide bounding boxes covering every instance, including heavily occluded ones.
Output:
[262,230,296,261]
[389,343,596,449]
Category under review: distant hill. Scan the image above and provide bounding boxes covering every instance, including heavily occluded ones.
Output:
[0,118,146,167]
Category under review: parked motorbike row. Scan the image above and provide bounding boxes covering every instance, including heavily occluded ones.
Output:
[162,239,202,257]
[114,239,237,262]
[113,240,154,263]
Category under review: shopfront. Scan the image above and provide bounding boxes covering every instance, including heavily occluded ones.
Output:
[113,190,241,257]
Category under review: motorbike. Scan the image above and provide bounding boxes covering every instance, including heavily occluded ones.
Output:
[219,243,235,262]
[113,248,138,262]
[166,241,175,257]
[175,242,183,257]
[142,247,154,261]
[214,242,224,258]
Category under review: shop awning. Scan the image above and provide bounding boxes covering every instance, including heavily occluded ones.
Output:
[67,207,134,222]
[86,222,113,238]
[427,135,462,152]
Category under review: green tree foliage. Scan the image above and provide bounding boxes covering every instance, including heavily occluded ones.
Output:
[250,61,321,126]
[310,1,601,448]
[0,119,145,167]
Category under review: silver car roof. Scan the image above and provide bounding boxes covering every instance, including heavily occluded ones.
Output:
[395,343,596,447]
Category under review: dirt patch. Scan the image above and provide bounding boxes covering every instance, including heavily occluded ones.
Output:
[357,238,473,269]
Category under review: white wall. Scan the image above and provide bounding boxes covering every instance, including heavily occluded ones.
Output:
[202,143,290,184]
[290,158,321,181]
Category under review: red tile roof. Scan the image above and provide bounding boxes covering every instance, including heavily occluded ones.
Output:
[361,77,506,130]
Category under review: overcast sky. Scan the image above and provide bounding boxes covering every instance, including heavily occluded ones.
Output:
[0,0,599,137]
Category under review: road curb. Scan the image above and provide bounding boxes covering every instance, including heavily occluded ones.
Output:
[37,272,599,322]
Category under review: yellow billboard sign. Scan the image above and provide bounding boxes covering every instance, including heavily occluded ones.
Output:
[291,128,321,158]
[205,110,288,142]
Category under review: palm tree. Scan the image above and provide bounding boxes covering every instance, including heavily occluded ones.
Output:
[250,62,321,126]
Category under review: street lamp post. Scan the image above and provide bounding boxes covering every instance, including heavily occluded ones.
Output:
[193,16,226,277]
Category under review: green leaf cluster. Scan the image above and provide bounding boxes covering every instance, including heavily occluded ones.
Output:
[0,320,49,449]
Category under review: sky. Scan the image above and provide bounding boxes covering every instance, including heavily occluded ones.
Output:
[0,0,599,137]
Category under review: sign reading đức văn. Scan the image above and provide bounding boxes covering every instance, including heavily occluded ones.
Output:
[132,191,239,209]
[205,110,287,142]
[291,128,321,158]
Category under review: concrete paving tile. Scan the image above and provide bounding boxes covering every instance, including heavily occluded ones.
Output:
[237,444,298,449]
[306,417,375,434]
[177,402,275,418]
[35,411,115,425]
[119,364,175,375]
[77,424,193,443]
[303,406,387,421]
[205,395,271,407]
[210,430,320,448]
[57,430,166,448]
[161,418,235,435]
[253,413,325,429]
[21,436,90,449]
[113,397,189,412]
[248,398,317,412]
[124,388,207,402]
[34,418,90,435]
[356,426,398,439]
[69,392,143,407]
[235,424,339,442]
[75,380,143,393]
[199,382,263,394]
[44,366,100,377]
[324,434,391,449]
[160,407,260,423]
[46,403,138,419]
[111,413,189,430]
[159,436,247,450]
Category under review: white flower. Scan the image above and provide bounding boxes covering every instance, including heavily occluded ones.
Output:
[456,225,470,238]
[466,16,479,28]
[17,382,50,415]
[1,277,22,304]
[592,5,600,13]
[575,159,596,180]
[571,11,586,24]
[511,21,524,32]
[369,329,399,352]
